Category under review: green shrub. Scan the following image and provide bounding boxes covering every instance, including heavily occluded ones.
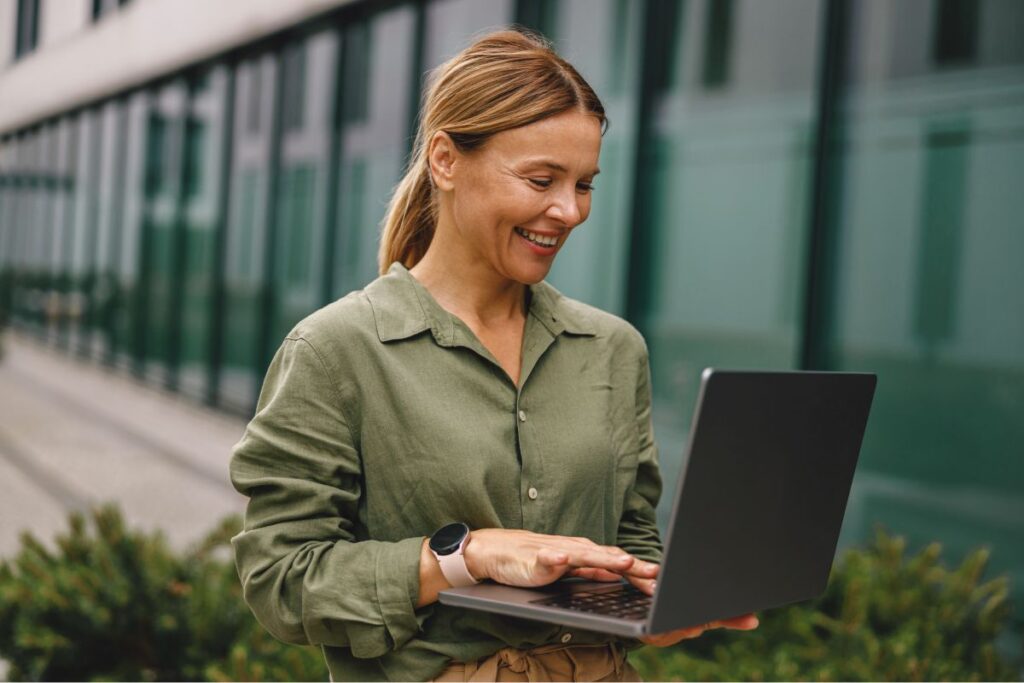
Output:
[631,528,1020,681]
[2,508,1020,681]
[0,504,327,682]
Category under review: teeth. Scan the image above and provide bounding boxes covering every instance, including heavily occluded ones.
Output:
[516,227,558,247]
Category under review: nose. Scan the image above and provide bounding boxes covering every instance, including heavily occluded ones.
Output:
[545,186,583,228]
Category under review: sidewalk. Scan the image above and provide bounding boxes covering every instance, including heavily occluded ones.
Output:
[0,330,249,559]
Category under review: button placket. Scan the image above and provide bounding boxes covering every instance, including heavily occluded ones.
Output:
[516,384,546,524]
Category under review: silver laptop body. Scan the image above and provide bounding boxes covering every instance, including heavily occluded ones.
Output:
[439,368,877,637]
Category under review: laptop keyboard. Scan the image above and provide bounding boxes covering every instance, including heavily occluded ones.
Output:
[531,584,651,620]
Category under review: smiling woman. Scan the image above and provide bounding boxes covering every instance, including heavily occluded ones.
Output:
[229,28,754,683]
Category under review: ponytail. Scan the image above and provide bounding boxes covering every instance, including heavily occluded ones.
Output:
[378,141,436,274]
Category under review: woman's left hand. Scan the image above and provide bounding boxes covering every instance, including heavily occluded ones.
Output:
[638,613,759,646]
[567,564,759,647]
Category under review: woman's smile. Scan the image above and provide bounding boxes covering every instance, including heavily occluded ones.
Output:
[513,226,560,254]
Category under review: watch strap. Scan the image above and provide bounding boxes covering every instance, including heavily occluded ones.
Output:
[436,533,480,588]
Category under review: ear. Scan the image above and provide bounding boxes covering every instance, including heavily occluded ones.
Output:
[427,130,458,192]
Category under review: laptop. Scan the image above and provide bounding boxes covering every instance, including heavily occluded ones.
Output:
[439,368,877,637]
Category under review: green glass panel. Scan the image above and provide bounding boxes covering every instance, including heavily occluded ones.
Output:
[67,113,98,353]
[91,101,122,361]
[111,93,148,367]
[140,81,187,384]
[271,30,336,347]
[178,68,230,400]
[825,0,1024,601]
[333,7,417,297]
[272,164,318,344]
[219,54,275,413]
[635,0,824,529]
[543,0,644,316]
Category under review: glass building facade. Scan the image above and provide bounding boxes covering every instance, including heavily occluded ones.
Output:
[1,0,1022,633]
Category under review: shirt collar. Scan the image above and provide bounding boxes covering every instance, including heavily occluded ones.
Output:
[365,262,597,344]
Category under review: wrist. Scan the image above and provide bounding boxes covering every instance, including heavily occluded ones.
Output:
[462,530,488,581]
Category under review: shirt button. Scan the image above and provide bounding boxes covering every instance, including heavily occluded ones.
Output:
[528,487,538,500]
[561,632,573,643]
[518,409,527,422]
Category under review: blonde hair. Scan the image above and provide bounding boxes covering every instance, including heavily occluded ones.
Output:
[378,28,606,274]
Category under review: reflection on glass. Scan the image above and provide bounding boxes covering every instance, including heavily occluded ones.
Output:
[114,92,149,370]
[638,0,823,528]
[333,7,417,297]
[0,140,12,325]
[68,111,101,355]
[423,0,513,74]
[22,131,46,335]
[544,0,643,317]
[826,0,1024,591]
[179,66,231,400]
[272,30,337,344]
[48,118,76,346]
[91,100,124,362]
[57,115,80,350]
[220,53,277,412]
[140,82,187,385]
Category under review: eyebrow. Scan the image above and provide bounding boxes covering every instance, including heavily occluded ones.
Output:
[522,159,601,177]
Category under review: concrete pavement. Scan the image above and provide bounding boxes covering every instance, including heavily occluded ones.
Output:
[0,330,250,559]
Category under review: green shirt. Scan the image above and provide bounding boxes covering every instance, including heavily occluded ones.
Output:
[230,263,663,682]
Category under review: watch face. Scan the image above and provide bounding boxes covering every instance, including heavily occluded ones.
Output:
[430,522,469,556]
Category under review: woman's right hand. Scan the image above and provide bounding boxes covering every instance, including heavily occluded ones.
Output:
[462,528,659,588]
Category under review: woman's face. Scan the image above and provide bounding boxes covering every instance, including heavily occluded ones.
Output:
[430,109,602,285]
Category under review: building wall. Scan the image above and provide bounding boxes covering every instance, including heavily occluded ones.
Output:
[38,0,91,51]
[0,0,355,134]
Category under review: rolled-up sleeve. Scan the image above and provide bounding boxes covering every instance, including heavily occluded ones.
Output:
[615,343,664,564]
[229,336,425,659]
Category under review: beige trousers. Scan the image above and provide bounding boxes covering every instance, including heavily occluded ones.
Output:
[431,642,642,682]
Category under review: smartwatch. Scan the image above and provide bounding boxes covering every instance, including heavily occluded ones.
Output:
[429,522,480,588]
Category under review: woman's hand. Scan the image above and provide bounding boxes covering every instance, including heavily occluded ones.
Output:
[462,529,659,588]
[639,613,759,647]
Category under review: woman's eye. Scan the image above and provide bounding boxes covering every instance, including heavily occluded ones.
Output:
[528,178,552,189]
[577,182,595,194]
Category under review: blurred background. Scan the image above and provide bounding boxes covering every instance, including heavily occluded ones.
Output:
[0,0,1022,678]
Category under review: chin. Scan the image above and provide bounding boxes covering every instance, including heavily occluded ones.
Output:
[510,263,554,286]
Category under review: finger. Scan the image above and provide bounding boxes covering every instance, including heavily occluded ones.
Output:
[563,549,634,572]
[621,558,659,579]
[640,626,704,647]
[625,573,657,596]
[570,567,626,582]
[716,613,759,630]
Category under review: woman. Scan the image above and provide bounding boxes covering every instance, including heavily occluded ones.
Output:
[230,29,757,682]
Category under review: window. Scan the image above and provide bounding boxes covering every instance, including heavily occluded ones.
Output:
[14,0,40,59]
[932,0,979,66]
[280,42,307,132]
[92,0,132,22]
[701,0,734,89]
